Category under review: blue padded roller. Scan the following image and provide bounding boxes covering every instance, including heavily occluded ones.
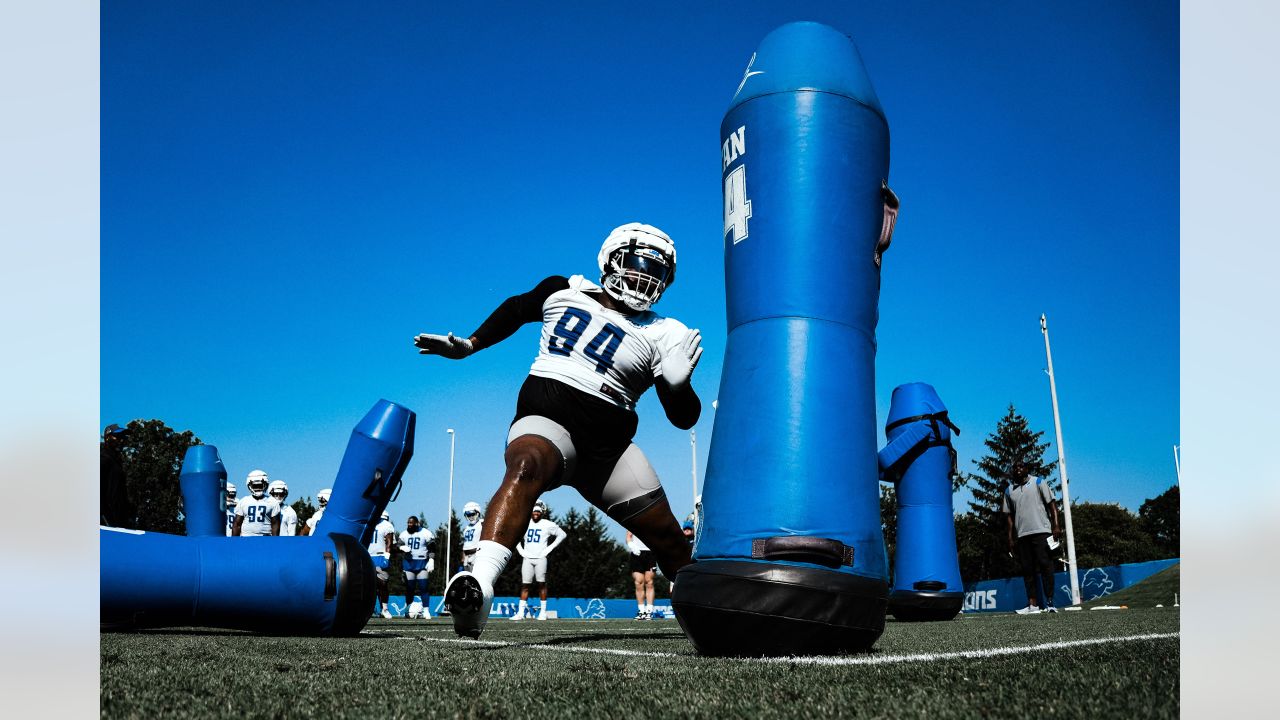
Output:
[671,22,894,656]
[880,382,963,621]
[99,399,416,636]
[179,444,227,537]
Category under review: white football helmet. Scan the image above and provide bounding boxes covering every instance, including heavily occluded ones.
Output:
[463,501,482,523]
[246,470,269,499]
[532,501,546,516]
[268,480,288,504]
[317,488,332,507]
[225,482,237,508]
[381,511,390,522]
[597,222,677,312]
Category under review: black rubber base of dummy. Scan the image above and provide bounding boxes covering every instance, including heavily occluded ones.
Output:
[671,560,889,656]
[887,589,963,622]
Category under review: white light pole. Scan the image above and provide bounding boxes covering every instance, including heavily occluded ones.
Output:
[1173,444,1182,485]
[1041,314,1081,606]
[445,428,455,582]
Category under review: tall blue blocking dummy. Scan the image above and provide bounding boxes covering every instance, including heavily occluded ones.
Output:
[879,383,964,621]
[671,22,899,656]
[99,400,414,636]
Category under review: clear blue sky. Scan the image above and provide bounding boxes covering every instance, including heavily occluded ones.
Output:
[102,1,1178,537]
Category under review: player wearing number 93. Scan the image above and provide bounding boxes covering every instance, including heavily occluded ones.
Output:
[415,222,703,639]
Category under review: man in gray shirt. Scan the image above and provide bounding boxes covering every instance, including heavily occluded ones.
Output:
[1001,462,1062,614]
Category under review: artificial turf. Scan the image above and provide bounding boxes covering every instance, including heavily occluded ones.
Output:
[101,607,1178,718]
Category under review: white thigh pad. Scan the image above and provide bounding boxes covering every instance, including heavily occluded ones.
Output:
[599,443,665,523]
[508,415,577,481]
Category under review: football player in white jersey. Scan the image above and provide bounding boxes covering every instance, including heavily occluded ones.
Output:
[398,515,436,619]
[415,222,702,638]
[224,481,237,536]
[460,501,483,571]
[626,530,657,619]
[512,501,566,621]
[232,470,281,536]
[269,480,298,536]
[299,488,330,537]
[370,511,396,619]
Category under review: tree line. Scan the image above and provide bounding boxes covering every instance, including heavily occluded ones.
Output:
[104,407,1179,596]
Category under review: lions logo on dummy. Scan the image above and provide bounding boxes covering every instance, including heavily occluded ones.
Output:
[232,470,281,537]
[398,515,436,619]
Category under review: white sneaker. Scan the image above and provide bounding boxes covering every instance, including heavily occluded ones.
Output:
[511,609,526,621]
[444,571,493,639]
[1044,605,1059,614]
[381,607,393,620]
[1015,605,1042,615]
[421,605,432,620]
[537,608,547,621]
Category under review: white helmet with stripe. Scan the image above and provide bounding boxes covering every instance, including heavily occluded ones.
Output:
[597,222,677,312]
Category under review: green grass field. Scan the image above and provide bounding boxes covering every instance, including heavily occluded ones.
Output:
[101,605,1178,718]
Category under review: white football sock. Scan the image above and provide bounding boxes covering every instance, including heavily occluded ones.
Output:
[518,599,528,610]
[470,540,511,589]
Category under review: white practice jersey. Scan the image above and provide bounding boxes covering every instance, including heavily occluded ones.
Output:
[399,528,435,559]
[528,275,689,411]
[306,506,324,533]
[234,495,281,536]
[279,505,298,536]
[461,520,483,552]
[368,519,395,557]
[626,533,649,554]
[519,518,565,559]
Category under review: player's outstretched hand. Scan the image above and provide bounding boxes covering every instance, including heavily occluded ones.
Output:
[660,328,703,389]
[426,559,435,575]
[413,332,475,359]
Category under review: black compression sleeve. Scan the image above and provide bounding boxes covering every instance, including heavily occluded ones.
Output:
[469,275,570,351]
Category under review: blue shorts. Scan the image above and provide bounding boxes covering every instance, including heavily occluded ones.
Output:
[371,555,389,569]
[403,558,427,573]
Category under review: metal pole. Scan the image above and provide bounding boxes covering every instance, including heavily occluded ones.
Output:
[445,428,455,582]
[1041,314,1081,606]
[1173,445,1182,485]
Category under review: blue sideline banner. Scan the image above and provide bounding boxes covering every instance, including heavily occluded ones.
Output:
[376,596,674,620]
[961,558,1179,612]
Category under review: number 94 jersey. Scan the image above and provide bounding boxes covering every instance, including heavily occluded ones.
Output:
[529,275,689,411]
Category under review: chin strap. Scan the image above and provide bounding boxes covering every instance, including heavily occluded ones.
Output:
[875,180,899,268]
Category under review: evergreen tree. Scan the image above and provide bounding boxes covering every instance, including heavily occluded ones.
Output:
[109,419,203,533]
[428,509,464,596]
[291,497,317,527]
[1138,485,1179,558]
[959,405,1056,581]
[551,507,629,597]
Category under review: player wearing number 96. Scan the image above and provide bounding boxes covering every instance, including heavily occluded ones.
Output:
[414,222,703,639]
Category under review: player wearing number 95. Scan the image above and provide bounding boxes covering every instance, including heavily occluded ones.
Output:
[414,222,703,639]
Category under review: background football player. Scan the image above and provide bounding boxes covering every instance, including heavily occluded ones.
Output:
[460,501,483,571]
[370,510,396,618]
[231,469,281,536]
[512,501,566,621]
[269,480,297,536]
[224,481,237,536]
[298,487,330,537]
[415,222,701,638]
[398,515,436,619]
[626,530,657,619]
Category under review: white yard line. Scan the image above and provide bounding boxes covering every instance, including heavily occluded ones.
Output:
[401,631,1178,666]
